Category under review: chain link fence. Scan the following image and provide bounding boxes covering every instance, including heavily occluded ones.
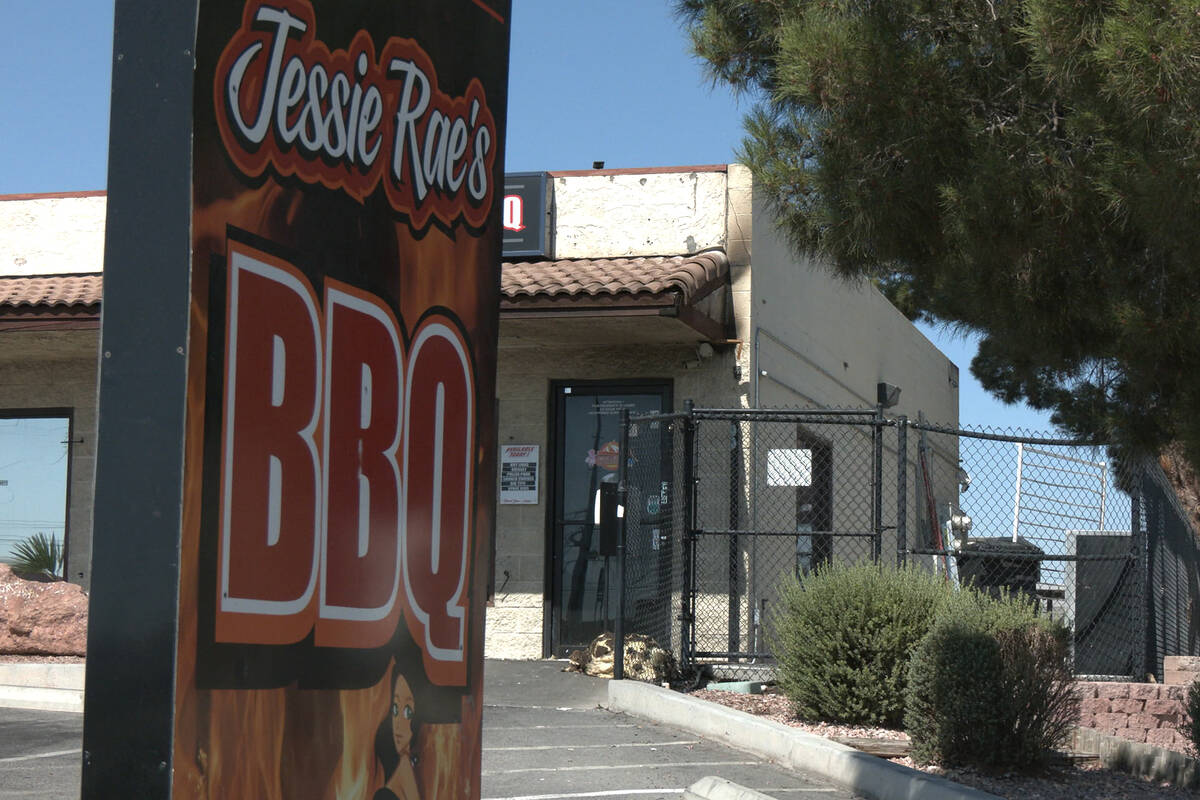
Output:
[910,420,1141,680]
[613,405,1200,684]
[1142,463,1200,680]
[617,412,690,665]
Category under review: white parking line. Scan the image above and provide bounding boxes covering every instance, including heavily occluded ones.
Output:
[482,760,757,775]
[485,723,640,731]
[0,748,80,764]
[485,740,699,751]
[483,790,685,800]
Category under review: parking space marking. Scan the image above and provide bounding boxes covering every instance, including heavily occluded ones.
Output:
[484,705,597,711]
[483,759,757,775]
[0,749,79,765]
[483,790,685,800]
[485,723,639,731]
[485,740,699,751]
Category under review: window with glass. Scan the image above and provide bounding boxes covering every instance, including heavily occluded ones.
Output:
[0,414,71,571]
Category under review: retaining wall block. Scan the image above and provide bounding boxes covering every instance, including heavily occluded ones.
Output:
[1094,712,1130,730]
[1111,698,1146,714]
[1147,728,1182,748]
[1130,683,1162,700]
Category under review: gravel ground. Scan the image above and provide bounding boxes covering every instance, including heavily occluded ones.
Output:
[688,688,1196,799]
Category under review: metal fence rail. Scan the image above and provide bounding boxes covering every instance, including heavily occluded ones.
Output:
[614,405,1200,683]
[1142,464,1200,681]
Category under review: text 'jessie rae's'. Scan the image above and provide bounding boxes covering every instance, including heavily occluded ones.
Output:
[215,0,497,229]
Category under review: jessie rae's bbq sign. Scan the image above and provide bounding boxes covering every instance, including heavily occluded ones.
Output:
[216,242,475,681]
[182,0,506,794]
[202,0,501,691]
[216,0,498,227]
[86,0,507,797]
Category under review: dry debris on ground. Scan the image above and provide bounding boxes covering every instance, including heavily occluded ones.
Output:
[689,688,1195,799]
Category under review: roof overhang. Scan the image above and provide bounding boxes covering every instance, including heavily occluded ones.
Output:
[499,251,732,346]
[0,274,102,331]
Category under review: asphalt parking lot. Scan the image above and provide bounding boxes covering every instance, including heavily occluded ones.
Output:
[0,707,82,799]
[480,660,855,800]
[0,661,857,800]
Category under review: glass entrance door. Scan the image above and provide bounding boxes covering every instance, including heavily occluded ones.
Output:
[549,382,669,655]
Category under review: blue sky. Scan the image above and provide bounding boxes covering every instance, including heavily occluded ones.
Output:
[0,0,1052,433]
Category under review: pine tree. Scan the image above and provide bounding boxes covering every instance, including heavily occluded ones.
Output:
[679,0,1200,521]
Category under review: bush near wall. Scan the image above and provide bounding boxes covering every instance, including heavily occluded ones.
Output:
[905,592,1079,771]
[770,563,950,727]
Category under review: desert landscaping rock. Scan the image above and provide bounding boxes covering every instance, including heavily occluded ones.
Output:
[688,684,1197,799]
[0,565,87,656]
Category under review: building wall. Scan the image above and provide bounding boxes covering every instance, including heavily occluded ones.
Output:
[2,194,105,588]
[749,192,958,422]
[0,332,100,588]
[0,194,106,275]
[486,166,961,659]
[551,168,729,259]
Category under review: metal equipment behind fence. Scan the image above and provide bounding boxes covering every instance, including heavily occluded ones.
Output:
[614,405,1200,683]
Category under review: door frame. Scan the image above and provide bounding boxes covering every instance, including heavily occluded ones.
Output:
[542,378,673,657]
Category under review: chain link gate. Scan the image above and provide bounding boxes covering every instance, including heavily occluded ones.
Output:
[614,405,1151,684]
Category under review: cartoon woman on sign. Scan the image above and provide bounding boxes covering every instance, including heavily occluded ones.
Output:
[374,665,421,800]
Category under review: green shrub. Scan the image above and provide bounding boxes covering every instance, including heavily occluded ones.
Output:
[769,563,951,727]
[1180,679,1200,756]
[8,532,64,580]
[905,590,1078,771]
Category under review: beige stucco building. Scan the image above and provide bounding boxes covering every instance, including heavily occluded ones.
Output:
[0,166,958,659]
[489,165,957,658]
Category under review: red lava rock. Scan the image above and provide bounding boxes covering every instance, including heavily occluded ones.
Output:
[0,564,87,656]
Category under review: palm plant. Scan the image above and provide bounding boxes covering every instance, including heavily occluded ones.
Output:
[9,532,64,579]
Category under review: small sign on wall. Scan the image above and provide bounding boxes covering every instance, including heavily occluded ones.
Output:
[767,448,813,487]
[500,444,539,504]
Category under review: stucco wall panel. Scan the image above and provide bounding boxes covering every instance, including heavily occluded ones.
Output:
[750,192,958,424]
[1,195,106,276]
[553,171,727,259]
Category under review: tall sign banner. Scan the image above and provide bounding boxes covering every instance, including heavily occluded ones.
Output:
[83,2,510,797]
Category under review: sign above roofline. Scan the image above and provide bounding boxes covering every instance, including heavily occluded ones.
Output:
[502,171,549,259]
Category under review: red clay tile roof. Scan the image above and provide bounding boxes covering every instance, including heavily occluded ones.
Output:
[1,253,730,312]
[0,274,103,309]
[501,251,728,303]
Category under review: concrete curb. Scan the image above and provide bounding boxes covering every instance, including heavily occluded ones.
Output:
[684,776,775,800]
[0,663,85,713]
[606,680,1001,800]
[1073,726,1199,789]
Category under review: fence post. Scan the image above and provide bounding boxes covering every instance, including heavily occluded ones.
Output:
[728,418,741,657]
[872,405,884,563]
[896,416,907,568]
[614,408,629,681]
[681,400,696,671]
[1131,464,1152,681]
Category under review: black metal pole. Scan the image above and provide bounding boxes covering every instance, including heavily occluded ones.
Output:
[681,400,696,670]
[728,419,741,657]
[1131,466,1151,681]
[615,408,630,681]
[896,416,907,568]
[872,405,884,563]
